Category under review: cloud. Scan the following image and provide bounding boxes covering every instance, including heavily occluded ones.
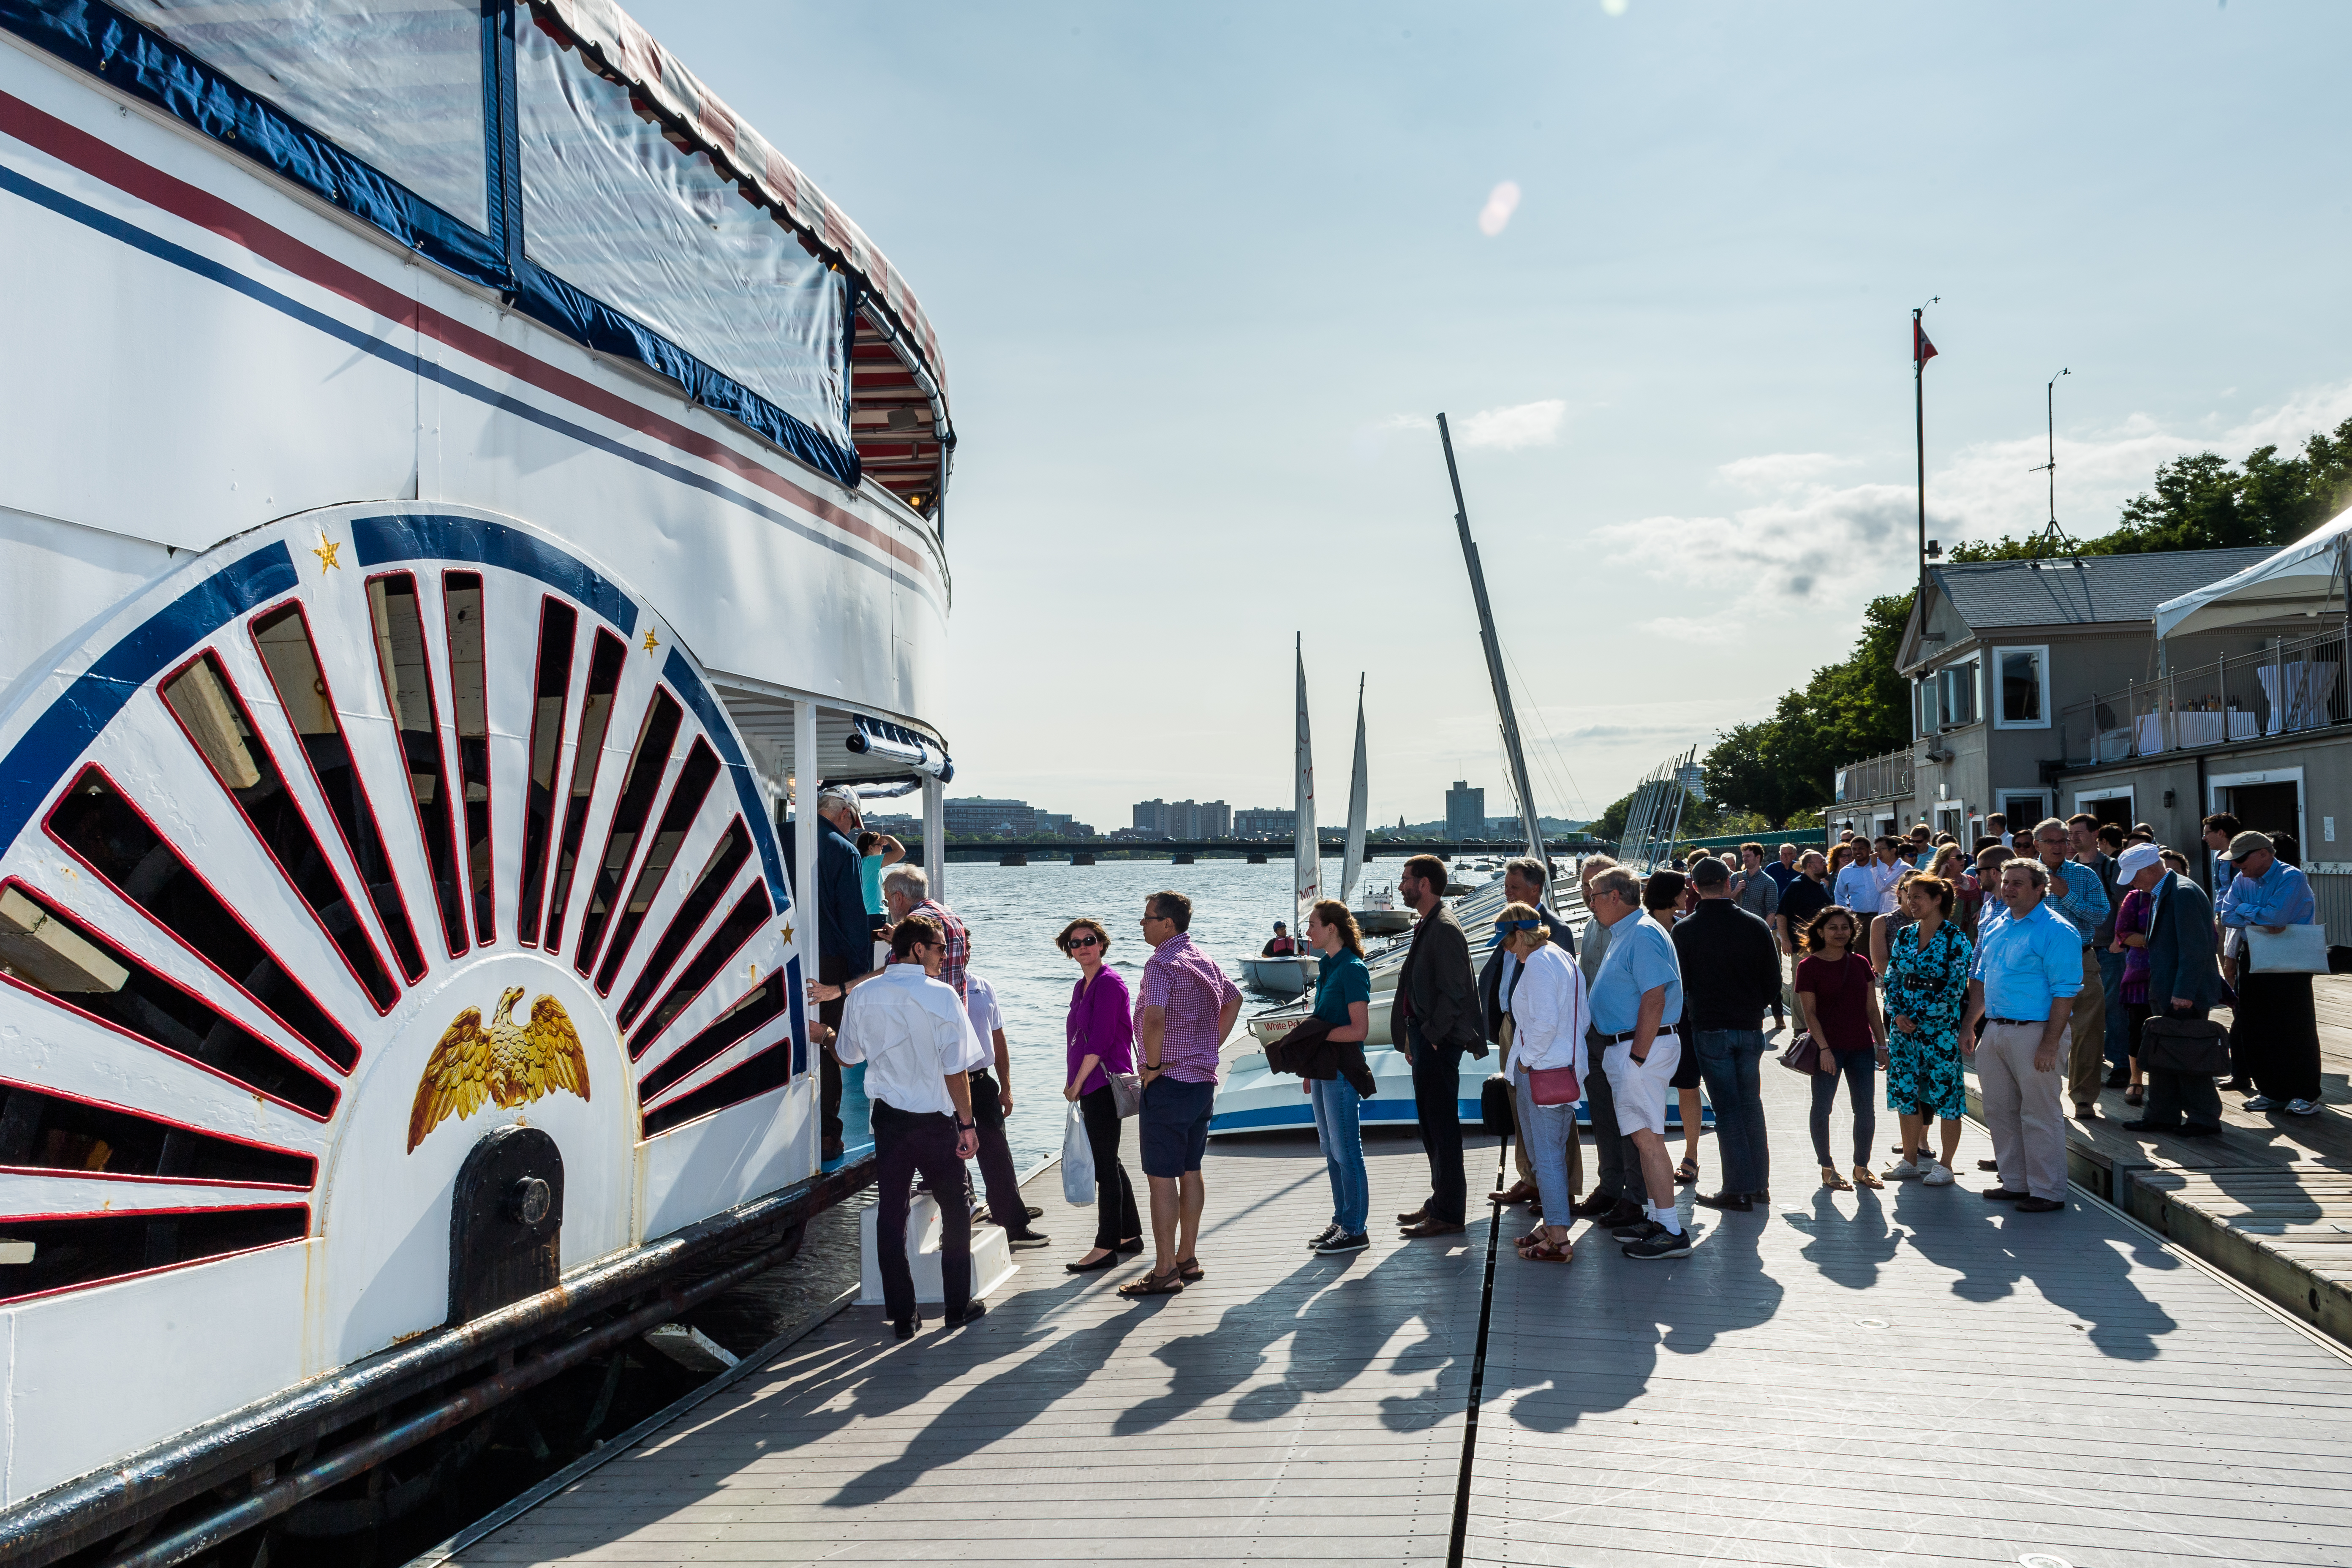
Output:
[1478,180,1521,237]
[1639,615,1735,643]
[1593,483,1917,600]
[1456,397,1567,451]
[1718,452,1858,490]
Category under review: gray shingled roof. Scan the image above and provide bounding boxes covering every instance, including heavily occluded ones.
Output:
[1929,547,2276,630]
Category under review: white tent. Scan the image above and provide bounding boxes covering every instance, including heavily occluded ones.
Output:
[2154,507,2352,640]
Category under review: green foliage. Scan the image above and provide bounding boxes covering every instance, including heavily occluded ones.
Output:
[1950,418,2352,562]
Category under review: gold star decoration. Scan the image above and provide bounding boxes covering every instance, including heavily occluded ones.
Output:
[642,629,660,654]
[312,536,342,574]
[779,923,794,946]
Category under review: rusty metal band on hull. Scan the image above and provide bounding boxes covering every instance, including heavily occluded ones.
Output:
[1,1153,876,1567]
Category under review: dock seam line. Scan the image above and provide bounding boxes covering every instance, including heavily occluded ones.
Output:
[1447,1132,1508,1568]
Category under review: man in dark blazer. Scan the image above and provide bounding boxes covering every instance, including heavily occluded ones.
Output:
[1479,858,1577,1209]
[1396,854,1484,1237]
[2116,843,2229,1138]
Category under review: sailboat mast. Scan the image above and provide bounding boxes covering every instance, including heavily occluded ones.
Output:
[1340,674,1368,907]
[1293,634,1319,930]
[1436,414,1547,872]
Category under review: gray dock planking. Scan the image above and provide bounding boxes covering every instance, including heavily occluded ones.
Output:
[459,1054,2352,1567]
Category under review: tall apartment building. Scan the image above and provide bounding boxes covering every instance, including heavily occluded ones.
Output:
[1232,806,1297,838]
[1131,798,1233,838]
[1445,780,1486,840]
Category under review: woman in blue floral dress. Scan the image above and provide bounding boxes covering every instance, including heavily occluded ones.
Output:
[1882,874,1972,1184]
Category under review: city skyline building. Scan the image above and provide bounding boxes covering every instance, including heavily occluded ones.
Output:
[1445,780,1485,841]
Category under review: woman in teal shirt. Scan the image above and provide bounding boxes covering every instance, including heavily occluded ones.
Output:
[1305,899,1373,1254]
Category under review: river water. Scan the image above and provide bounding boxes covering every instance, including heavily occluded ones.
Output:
[914,856,1367,1169]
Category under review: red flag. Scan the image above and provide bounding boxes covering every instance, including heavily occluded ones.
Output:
[1914,320,1938,368]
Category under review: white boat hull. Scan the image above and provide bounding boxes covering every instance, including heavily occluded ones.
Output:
[1240,955,1318,996]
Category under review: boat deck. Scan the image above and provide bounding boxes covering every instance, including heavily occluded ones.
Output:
[448,1053,2352,1567]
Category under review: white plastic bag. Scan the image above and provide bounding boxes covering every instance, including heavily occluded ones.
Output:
[1061,1102,1096,1206]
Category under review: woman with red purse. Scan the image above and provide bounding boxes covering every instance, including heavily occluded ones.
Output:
[1498,901,1591,1263]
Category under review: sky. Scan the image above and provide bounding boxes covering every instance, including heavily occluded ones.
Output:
[629,0,2352,831]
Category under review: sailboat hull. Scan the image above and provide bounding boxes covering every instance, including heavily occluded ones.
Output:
[1239,956,1320,997]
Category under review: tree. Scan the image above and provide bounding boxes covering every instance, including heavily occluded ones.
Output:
[1701,722,1802,828]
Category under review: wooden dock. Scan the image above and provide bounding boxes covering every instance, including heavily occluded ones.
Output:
[443,1040,2352,1568]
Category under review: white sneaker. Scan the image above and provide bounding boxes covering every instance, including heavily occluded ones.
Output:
[2285,1098,2323,1117]
[1922,1162,1955,1186]
[1882,1160,1922,1181]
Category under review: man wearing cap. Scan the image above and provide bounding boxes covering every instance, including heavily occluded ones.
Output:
[2218,831,2323,1116]
[2029,818,2110,1119]
[1958,857,2082,1213]
[2113,844,2228,1138]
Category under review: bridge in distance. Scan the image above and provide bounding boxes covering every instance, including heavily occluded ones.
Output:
[906,838,1605,862]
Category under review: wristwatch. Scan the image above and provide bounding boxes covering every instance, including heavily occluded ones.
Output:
[956,1120,976,1132]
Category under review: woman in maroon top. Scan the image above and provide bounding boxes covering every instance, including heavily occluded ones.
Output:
[1795,905,1889,1195]
[1060,917,1142,1272]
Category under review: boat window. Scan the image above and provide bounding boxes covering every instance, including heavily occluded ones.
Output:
[109,0,487,231]
[544,631,628,949]
[0,1206,308,1305]
[626,882,773,1059]
[45,771,362,1076]
[250,603,429,982]
[443,573,495,945]
[637,970,785,1102]
[0,881,338,1116]
[572,690,684,972]
[365,574,469,957]
[517,599,579,947]
[594,740,720,995]
[515,16,851,455]
[0,1083,315,1187]
[161,654,400,1012]
[615,819,750,1032]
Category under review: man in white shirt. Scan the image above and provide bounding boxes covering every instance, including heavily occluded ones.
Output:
[836,915,988,1339]
[964,972,1048,1250]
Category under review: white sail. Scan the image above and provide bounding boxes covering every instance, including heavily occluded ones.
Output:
[1340,674,1368,907]
[1293,634,1318,927]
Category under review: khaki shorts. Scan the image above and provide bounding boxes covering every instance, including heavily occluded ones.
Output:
[1603,1034,1681,1135]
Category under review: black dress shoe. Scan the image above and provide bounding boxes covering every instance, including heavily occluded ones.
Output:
[2013,1196,2066,1213]
[1567,1193,1619,1220]
[1980,1187,2027,1202]
[892,1315,920,1341]
[949,1300,988,1327]
[1065,1251,1120,1274]
[1692,1190,1753,1213]
[1116,1237,1146,1255]
[822,1136,846,1161]
[1397,1205,1431,1226]
[1399,1217,1467,1238]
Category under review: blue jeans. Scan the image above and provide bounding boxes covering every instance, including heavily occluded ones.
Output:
[1693,1028,1770,1195]
[2097,948,2129,1069]
[1309,1076,1369,1233]
[1512,1066,1579,1226]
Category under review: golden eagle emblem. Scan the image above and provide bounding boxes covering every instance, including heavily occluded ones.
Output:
[406,987,591,1152]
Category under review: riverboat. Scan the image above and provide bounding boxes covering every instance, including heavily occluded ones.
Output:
[0,0,954,1554]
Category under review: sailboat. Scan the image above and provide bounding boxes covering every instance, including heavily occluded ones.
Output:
[1341,678,1408,935]
[1240,637,1323,998]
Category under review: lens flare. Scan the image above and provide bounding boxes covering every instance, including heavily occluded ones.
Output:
[1478,180,1521,237]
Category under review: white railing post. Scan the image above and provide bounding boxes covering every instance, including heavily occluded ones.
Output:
[793,700,819,993]
[923,775,947,904]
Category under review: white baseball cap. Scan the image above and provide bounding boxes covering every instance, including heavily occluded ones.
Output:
[2116,843,2164,882]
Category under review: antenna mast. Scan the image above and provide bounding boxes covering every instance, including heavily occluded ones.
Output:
[2029,368,2073,557]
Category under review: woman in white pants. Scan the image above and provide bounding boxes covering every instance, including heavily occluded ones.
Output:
[1498,902,1590,1263]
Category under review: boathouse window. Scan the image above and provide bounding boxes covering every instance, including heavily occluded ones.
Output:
[1939,661,1978,728]
[1994,646,2049,730]
[110,0,488,232]
[514,17,851,455]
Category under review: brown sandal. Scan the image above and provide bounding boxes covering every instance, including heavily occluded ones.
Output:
[1852,1165,1884,1190]
[1176,1257,1204,1283]
[1118,1267,1185,1298]
[1820,1165,1854,1192]
[1517,1237,1573,1263]
[1514,1227,1546,1250]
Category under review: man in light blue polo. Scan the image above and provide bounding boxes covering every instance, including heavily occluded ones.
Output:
[1582,865,1695,1260]
[2031,818,2110,1119]
[1958,858,2082,1212]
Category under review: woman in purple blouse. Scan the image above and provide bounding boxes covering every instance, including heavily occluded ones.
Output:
[1060,917,1142,1272]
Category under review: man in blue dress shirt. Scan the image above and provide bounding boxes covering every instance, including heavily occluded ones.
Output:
[1959,857,2083,1212]
[2217,831,2322,1115]
[2030,819,2110,1120]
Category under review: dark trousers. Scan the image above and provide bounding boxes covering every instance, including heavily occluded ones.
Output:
[1693,1027,1770,1195]
[1079,1084,1140,1250]
[1809,1050,1876,1168]
[1407,1023,1467,1225]
[966,1070,1035,1239]
[1584,1033,1634,1204]
[2235,970,2322,1102]
[872,1100,971,1325]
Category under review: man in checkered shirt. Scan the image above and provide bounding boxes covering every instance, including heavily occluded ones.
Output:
[882,865,967,1000]
[1119,890,1243,1298]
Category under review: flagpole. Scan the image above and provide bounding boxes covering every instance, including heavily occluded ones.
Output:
[1913,305,1927,604]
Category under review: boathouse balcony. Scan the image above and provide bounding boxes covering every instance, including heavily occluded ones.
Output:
[1833,746,1915,808]
[2059,621,2351,768]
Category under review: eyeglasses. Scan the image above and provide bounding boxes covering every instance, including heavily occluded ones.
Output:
[1066,934,1101,949]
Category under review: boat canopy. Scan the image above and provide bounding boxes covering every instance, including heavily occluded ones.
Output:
[2153,507,2352,640]
[21,0,952,514]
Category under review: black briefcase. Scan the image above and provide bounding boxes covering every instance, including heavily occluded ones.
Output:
[2138,1015,2231,1076]
[1480,1073,1517,1138]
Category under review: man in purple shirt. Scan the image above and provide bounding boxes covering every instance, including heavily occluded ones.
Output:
[1119,890,1243,1298]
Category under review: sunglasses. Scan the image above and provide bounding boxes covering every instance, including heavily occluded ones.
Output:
[1067,934,1101,949]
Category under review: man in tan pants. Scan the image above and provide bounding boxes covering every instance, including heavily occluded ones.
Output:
[2030,819,2108,1119]
[1959,858,2083,1212]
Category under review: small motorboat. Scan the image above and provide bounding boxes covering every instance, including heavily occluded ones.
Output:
[1240,953,1320,997]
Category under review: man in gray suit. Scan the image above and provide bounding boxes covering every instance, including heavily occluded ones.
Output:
[2115,843,2229,1138]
